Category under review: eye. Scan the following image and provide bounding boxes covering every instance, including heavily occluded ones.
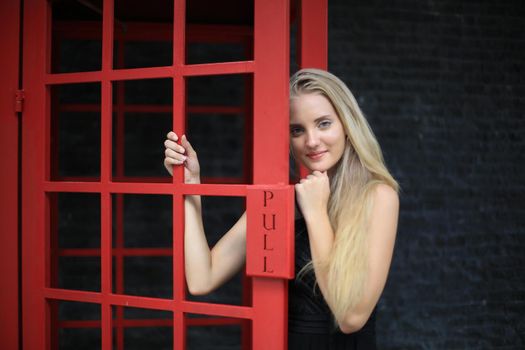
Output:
[318,120,332,129]
[290,127,304,137]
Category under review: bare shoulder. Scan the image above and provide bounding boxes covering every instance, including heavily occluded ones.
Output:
[373,183,399,208]
[369,184,399,238]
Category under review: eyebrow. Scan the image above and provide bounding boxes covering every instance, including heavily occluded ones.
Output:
[314,115,333,122]
[289,115,333,128]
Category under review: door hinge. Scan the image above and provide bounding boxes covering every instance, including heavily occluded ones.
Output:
[15,89,25,113]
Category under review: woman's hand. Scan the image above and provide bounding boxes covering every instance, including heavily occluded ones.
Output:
[163,131,200,183]
[294,171,331,219]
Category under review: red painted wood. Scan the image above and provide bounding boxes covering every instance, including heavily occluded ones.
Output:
[51,175,246,184]
[298,0,328,69]
[246,186,295,279]
[59,318,173,328]
[43,62,256,86]
[173,1,187,348]
[22,0,49,348]
[58,247,172,257]
[241,68,254,350]
[101,1,115,348]
[251,0,291,348]
[183,61,255,76]
[113,36,126,349]
[297,0,328,180]
[41,181,250,195]
[50,316,246,330]
[0,0,21,348]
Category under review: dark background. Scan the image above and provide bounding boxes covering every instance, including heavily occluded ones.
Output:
[50,0,524,349]
[328,1,525,349]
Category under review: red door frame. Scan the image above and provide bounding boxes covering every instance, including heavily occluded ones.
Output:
[297,0,328,178]
[19,0,327,349]
[0,0,21,349]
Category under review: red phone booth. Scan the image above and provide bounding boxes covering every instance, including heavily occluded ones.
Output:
[0,0,327,349]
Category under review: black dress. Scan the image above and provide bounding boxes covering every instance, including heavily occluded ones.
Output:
[288,217,376,349]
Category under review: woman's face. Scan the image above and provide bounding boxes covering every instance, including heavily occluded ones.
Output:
[290,92,347,173]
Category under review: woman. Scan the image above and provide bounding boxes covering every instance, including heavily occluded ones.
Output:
[163,69,399,349]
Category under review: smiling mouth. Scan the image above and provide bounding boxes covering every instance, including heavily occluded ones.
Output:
[306,151,327,160]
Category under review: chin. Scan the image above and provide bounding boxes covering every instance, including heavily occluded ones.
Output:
[306,161,341,174]
[311,166,327,173]
[304,163,329,173]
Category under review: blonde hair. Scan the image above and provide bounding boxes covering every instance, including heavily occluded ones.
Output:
[290,69,398,325]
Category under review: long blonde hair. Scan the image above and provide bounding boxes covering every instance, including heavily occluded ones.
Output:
[290,69,398,325]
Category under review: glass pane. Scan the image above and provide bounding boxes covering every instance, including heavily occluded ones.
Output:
[186,0,253,64]
[112,306,172,350]
[49,300,101,350]
[112,79,172,181]
[57,257,100,292]
[187,42,250,65]
[116,41,172,69]
[113,194,172,248]
[186,74,252,183]
[121,257,172,299]
[57,193,101,249]
[112,194,173,299]
[50,193,101,292]
[51,83,101,181]
[113,0,173,69]
[186,314,247,350]
[51,0,103,73]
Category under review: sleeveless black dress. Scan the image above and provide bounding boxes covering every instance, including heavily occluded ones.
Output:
[288,217,377,349]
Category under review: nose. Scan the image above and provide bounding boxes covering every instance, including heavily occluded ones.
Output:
[305,129,320,149]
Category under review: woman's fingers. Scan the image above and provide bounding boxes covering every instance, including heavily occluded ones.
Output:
[299,171,329,186]
[166,131,187,154]
[167,131,179,141]
[164,157,184,166]
[165,148,187,162]
[304,171,328,182]
[164,139,185,154]
[164,132,200,181]
[164,131,186,169]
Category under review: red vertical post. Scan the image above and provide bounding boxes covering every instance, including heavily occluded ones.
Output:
[252,0,290,349]
[48,195,59,350]
[0,0,21,349]
[22,0,49,348]
[298,0,328,69]
[297,0,328,179]
[101,1,115,349]
[242,72,253,350]
[114,38,126,350]
[173,1,186,349]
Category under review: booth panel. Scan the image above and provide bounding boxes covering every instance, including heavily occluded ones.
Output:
[0,0,21,348]
[20,0,329,349]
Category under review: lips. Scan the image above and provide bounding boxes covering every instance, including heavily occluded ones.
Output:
[306,151,327,160]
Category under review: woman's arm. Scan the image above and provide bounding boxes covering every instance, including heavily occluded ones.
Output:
[164,132,247,295]
[338,184,398,333]
[184,196,247,295]
[296,174,399,333]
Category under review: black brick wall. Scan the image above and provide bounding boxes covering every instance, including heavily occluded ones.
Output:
[327,0,524,348]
